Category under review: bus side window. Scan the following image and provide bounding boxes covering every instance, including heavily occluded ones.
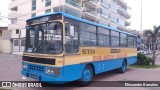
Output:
[65,23,79,54]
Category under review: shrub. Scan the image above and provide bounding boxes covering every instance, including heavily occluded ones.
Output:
[137,53,152,65]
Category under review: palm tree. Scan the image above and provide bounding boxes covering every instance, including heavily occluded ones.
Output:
[143,26,160,65]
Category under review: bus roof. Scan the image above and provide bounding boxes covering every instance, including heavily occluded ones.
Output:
[27,12,137,36]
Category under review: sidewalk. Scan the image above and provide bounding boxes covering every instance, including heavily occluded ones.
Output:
[0,53,22,61]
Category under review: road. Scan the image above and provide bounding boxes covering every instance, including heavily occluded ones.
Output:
[0,54,160,90]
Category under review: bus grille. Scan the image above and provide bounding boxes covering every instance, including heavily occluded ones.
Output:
[23,56,55,65]
[29,64,45,73]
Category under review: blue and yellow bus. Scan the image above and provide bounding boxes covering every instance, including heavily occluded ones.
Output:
[21,12,137,86]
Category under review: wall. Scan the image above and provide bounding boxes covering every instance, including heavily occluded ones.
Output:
[0,30,11,54]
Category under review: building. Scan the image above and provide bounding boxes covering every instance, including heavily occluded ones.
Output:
[0,27,11,53]
[8,0,131,54]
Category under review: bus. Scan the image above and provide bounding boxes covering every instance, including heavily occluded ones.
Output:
[21,12,137,86]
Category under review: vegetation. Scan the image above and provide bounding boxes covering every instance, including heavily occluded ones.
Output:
[131,52,160,69]
[143,26,160,65]
[137,53,152,65]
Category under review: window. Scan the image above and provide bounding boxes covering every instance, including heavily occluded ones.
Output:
[120,33,127,47]
[65,23,79,54]
[81,32,97,46]
[31,13,36,17]
[128,35,134,48]
[98,35,109,46]
[99,8,108,18]
[53,7,60,12]
[62,5,81,17]
[80,23,97,46]
[118,18,125,26]
[81,23,96,33]
[111,37,119,47]
[99,20,109,26]
[32,0,36,11]
[11,6,18,11]
[110,24,117,29]
[25,22,63,54]
[45,0,51,7]
[14,39,19,46]
[45,9,51,14]
[111,31,119,36]
[134,37,137,48]
[98,27,109,46]
[110,3,117,13]
[111,31,119,47]
[100,0,108,6]
[16,29,19,34]
[11,18,17,24]
[110,13,117,22]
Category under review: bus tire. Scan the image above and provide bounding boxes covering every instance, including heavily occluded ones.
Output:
[79,65,93,86]
[117,60,127,74]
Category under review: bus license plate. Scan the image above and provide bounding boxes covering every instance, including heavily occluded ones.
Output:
[31,74,39,80]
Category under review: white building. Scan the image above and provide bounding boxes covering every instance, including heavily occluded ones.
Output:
[8,0,131,54]
[0,27,11,54]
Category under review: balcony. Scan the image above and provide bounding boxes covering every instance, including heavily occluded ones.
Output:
[8,12,19,19]
[83,6,97,17]
[84,10,97,17]
[124,12,131,19]
[9,0,27,9]
[116,0,127,9]
[100,14,108,21]
[117,6,126,16]
[8,22,25,30]
[82,1,97,17]
[82,0,97,7]
[65,0,81,9]
[117,25,126,31]
[83,13,97,22]
[125,20,131,26]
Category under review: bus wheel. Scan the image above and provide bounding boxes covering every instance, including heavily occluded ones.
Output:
[118,60,127,74]
[79,65,93,86]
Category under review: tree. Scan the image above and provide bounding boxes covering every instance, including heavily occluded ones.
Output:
[143,26,160,65]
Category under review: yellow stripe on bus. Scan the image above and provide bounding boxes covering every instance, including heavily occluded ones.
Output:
[64,47,137,66]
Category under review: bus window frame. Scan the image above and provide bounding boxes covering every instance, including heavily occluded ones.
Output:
[64,17,80,55]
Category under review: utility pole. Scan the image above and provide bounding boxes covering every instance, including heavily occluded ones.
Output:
[59,0,61,12]
[140,0,143,51]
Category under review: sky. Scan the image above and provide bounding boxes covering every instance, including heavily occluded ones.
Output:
[125,0,160,31]
[0,0,10,26]
[1,0,160,30]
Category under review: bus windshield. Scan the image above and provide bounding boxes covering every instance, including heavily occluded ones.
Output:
[25,21,63,54]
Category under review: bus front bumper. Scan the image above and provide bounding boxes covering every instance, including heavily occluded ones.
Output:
[21,70,66,84]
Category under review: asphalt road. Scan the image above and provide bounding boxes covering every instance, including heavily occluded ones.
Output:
[0,54,160,90]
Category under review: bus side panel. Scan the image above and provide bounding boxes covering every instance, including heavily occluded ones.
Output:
[126,56,137,65]
[93,58,123,74]
[63,63,86,81]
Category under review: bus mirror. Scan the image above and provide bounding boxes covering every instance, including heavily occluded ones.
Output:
[70,25,75,38]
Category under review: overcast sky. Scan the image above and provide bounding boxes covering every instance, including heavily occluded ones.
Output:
[1,0,160,30]
[125,0,160,31]
[0,0,10,26]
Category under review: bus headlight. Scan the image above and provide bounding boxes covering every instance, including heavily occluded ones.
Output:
[22,63,28,70]
[46,68,54,74]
